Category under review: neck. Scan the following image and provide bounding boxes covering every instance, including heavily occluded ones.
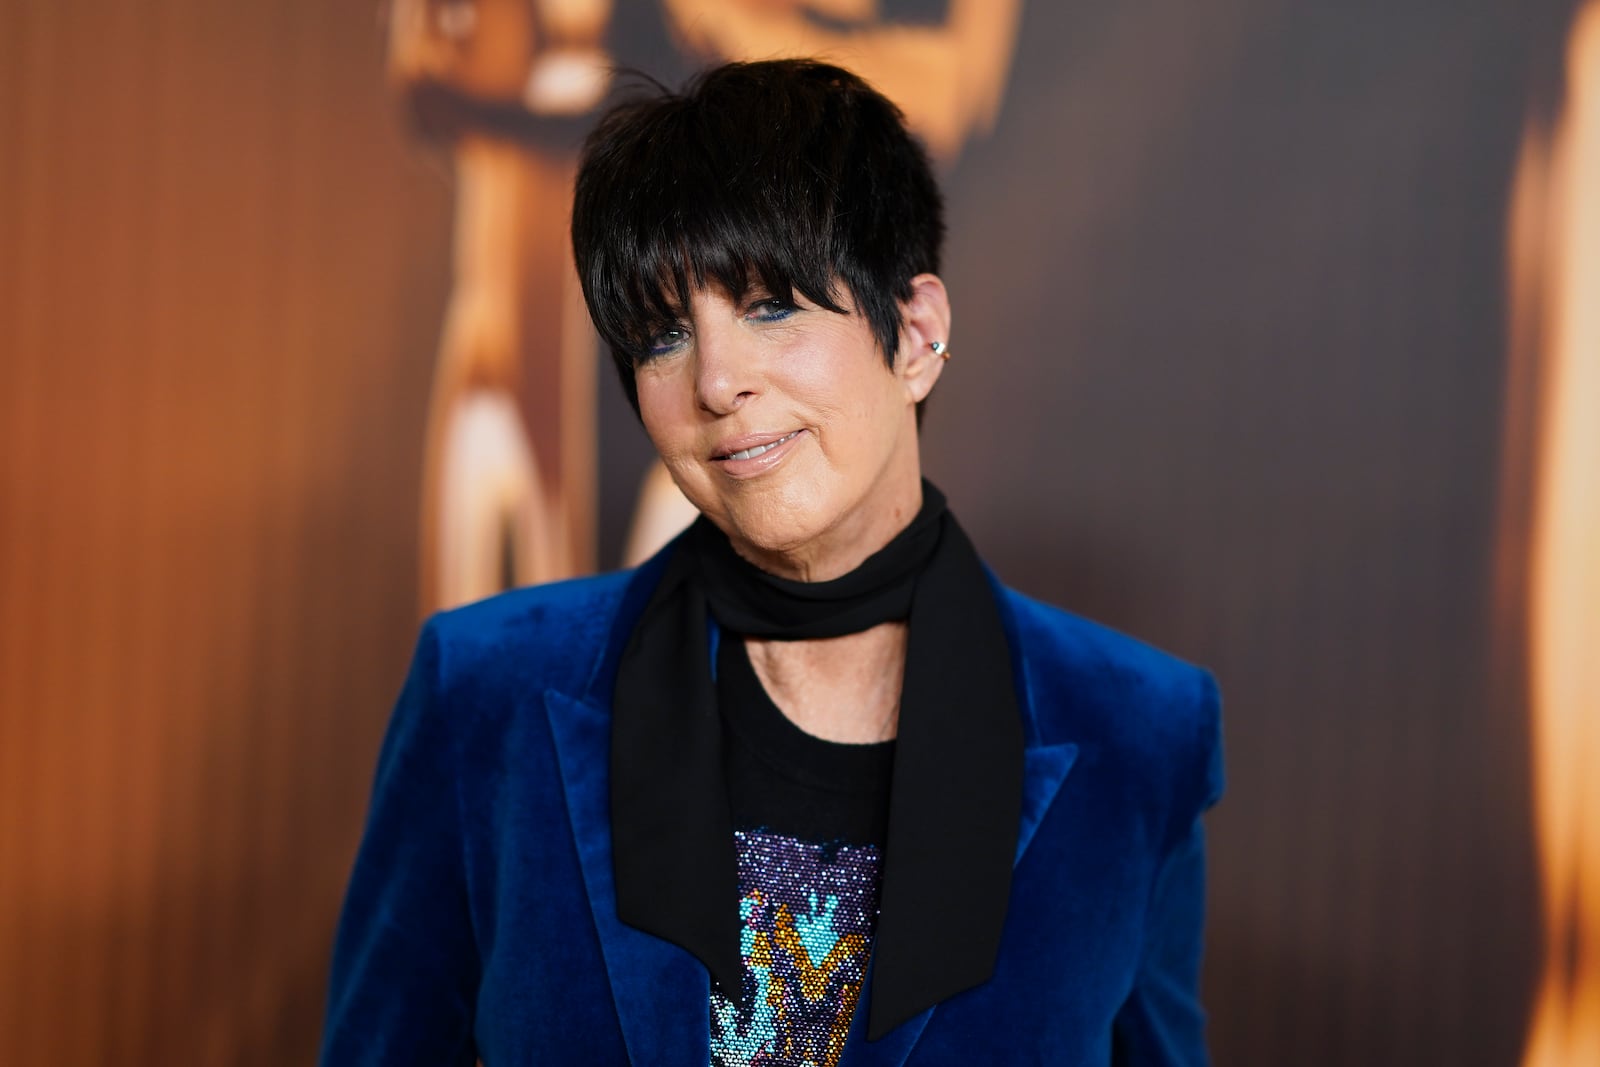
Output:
[696,473,941,738]
[744,623,907,743]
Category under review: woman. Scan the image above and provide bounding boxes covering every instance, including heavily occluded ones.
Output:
[321,60,1223,1067]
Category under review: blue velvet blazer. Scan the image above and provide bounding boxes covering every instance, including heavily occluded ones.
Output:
[321,542,1224,1066]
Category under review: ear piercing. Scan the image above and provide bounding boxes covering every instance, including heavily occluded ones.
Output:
[930,340,950,360]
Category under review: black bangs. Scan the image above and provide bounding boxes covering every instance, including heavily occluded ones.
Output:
[572,60,945,413]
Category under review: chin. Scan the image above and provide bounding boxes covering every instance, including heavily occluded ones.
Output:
[714,495,838,562]
[725,512,823,558]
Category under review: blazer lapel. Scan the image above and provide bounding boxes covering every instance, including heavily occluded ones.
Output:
[841,961,935,1067]
[1016,741,1077,865]
[843,740,1078,1067]
[545,688,711,1067]
[999,578,1080,869]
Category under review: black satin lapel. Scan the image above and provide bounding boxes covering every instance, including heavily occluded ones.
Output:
[841,955,935,1066]
[546,690,713,1067]
[610,534,743,997]
[867,516,1026,1040]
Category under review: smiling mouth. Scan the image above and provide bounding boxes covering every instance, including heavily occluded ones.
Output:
[717,430,801,461]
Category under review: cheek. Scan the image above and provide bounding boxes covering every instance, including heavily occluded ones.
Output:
[793,351,900,451]
[791,332,887,409]
[635,374,691,458]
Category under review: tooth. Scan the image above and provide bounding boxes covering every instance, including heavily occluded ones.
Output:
[725,432,798,461]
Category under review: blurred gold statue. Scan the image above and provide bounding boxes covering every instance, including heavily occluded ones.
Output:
[661,0,1022,160]
[389,0,612,611]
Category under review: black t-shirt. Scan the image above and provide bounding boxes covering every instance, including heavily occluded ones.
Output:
[709,635,895,1066]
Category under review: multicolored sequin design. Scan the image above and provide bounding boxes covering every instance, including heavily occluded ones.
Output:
[709,829,882,1067]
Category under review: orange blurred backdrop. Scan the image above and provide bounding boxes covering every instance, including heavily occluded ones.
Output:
[1,2,1594,1065]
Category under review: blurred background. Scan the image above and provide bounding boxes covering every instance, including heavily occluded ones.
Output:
[2,1,1596,1064]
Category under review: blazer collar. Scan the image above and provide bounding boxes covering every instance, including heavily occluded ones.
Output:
[544,546,1078,1065]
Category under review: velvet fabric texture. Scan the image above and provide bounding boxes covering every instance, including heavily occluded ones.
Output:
[320,537,1225,1066]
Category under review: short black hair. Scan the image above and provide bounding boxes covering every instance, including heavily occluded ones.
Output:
[571,59,945,413]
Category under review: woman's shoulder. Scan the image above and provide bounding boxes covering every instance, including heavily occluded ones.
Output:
[995,584,1216,703]
[994,583,1223,808]
[420,567,644,703]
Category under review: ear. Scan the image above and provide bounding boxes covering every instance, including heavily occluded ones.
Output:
[894,273,952,404]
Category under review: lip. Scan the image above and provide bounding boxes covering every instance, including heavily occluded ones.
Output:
[709,428,806,476]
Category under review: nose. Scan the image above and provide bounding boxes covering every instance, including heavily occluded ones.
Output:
[692,316,759,416]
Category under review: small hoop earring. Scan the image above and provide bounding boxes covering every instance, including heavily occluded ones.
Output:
[930,340,950,360]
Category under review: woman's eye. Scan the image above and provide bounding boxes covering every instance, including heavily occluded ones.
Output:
[748,298,796,322]
[646,327,689,358]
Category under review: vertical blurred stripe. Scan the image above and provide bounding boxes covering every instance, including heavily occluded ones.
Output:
[1515,3,1600,1064]
[0,0,452,1062]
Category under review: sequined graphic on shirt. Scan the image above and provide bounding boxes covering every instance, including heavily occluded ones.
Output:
[709,829,882,1067]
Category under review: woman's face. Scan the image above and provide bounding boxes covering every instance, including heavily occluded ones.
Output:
[634,278,948,581]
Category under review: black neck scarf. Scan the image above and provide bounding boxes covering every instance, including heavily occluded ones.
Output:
[611,482,1024,1040]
